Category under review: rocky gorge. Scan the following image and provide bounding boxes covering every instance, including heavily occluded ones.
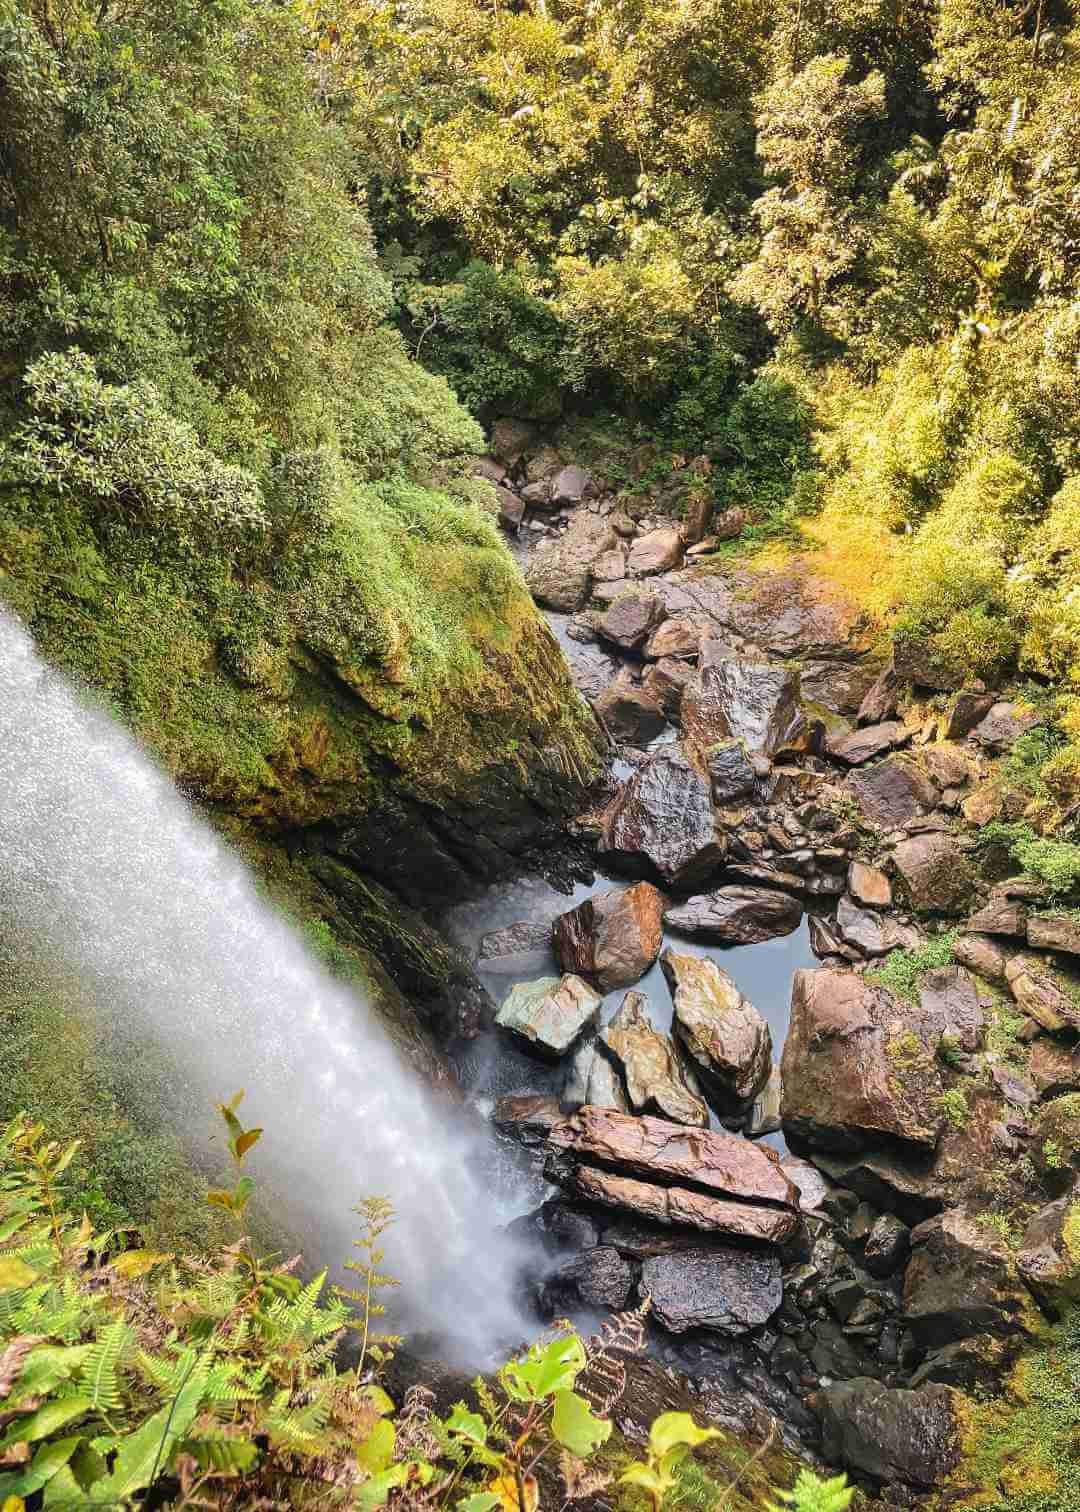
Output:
[439,422,1080,1504]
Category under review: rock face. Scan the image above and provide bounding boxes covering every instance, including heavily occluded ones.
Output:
[628,527,684,576]
[642,658,692,719]
[641,1248,783,1334]
[601,992,708,1127]
[902,1209,1035,1348]
[553,1165,800,1244]
[553,883,665,992]
[495,975,601,1057]
[600,745,726,889]
[818,1379,962,1487]
[478,919,554,972]
[846,757,938,827]
[597,591,664,650]
[664,886,803,945]
[682,648,805,756]
[892,832,976,914]
[663,950,773,1107]
[524,514,618,611]
[781,968,945,1151]
[593,671,666,746]
[705,741,759,803]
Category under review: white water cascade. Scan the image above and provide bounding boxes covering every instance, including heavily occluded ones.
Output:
[0,609,523,1358]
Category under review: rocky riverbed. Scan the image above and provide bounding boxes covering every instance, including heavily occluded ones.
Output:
[433,424,1080,1500]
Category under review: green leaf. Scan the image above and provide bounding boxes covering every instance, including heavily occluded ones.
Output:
[362,1384,395,1416]
[648,1411,721,1458]
[356,1417,395,1472]
[179,1435,258,1473]
[551,1390,611,1457]
[1,1396,91,1449]
[91,1357,206,1500]
[457,1496,501,1512]
[445,1404,488,1446]
[502,1333,586,1401]
[112,1249,172,1280]
[0,1260,38,1292]
[619,1463,666,1495]
[358,1462,411,1509]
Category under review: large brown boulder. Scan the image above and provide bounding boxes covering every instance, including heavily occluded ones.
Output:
[846,757,939,828]
[966,896,1029,937]
[600,991,708,1127]
[781,968,946,1152]
[902,1208,1037,1348]
[593,671,666,747]
[818,1379,962,1488]
[682,646,805,757]
[628,526,684,576]
[596,590,665,650]
[892,832,977,914]
[554,883,665,992]
[553,1164,799,1244]
[641,1247,783,1334]
[663,886,803,945]
[662,950,773,1107]
[525,514,618,611]
[599,745,726,889]
[495,974,601,1058]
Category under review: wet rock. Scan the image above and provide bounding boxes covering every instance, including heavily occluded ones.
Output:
[781,1156,834,1217]
[600,745,726,889]
[538,1199,601,1251]
[551,464,594,507]
[827,721,908,766]
[553,882,665,992]
[642,1247,783,1335]
[643,658,692,719]
[478,919,553,973]
[540,1246,635,1313]
[663,950,773,1107]
[892,832,976,914]
[596,590,664,649]
[848,861,892,909]
[601,992,708,1127]
[967,897,1029,937]
[594,672,667,747]
[834,896,921,957]
[818,1379,962,1487]
[781,968,946,1152]
[746,1063,783,1138]
[909,1336,1015,1393]
[562,1032,631,1112]
[801,659,883,717]
[705,741,758,803]
[917,966,985,1051]
[1017,1189,1080,1311]
[683,647,805,757]
[863,1214,911,1278]
[1028,911,1080,956]
[644,613,709,661]
[808,914,861,963]
[858,661,899,725]
[496,974,601,1058]
[561,643,622,702]
[1030,1038,1080,1099]
[1005,951,1080,1032]
[628,527,684,576]
[953,932,1013,984]
[893,635,965,692]
[493,1095,565,1148]
[553,1163,800,1244]
[970,702,1041,753]
[525,514,618,611]
[903,1208,1035,1348]
[846,757,939,828]
[664,886,803,945]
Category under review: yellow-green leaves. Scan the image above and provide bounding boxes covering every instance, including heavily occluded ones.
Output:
[647,1411,722,1457]
[501,1333,585,1402]
[551,1389,611,1457]
[619,1411,723,1510]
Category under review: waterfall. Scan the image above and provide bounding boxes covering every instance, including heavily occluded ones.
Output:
[0,609,523,1359]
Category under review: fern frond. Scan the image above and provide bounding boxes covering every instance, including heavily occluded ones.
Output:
[80,1319,133,1411]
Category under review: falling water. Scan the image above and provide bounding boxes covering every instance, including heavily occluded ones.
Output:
[0,609,523,1358]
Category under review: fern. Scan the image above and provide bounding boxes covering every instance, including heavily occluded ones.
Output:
[80,1318,132,1412]
[767,1470,855,1512]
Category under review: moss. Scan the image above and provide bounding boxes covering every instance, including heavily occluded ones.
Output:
[885,1028,927,1068]
[939,1087,971,1128]
[868,931,958,1004]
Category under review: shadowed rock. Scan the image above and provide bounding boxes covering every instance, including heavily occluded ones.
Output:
[594,671,666,747]
[705,740,759,803]
[902,1208,1036,1348]
[562,1031,631,1112]
[944,690,996,739]
[553,882,665,992]
[818,1379,962,1487]
[641,1247,783,1334]
[662,950,772,1107]
[664,886,802,945]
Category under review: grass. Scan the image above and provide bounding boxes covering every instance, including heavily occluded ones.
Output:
[868,930,958,1004]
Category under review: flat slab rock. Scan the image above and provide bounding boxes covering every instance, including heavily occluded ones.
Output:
[641,1246,783,1334]
[550,1163,799,1245]
[663,885,803,945]
[826,721,907,766]
[553,881,665,992]
[495,974,601,1057]
[780,967,946,1152]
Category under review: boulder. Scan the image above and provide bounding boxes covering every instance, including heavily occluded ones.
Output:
[826,721,907,766]
[834,895,921,957]
[705,740,759,803]
[644,613,710,662]
[553,882,665,992]
[495,975,601,1058]
[628,526,684,576]
[594,672,666,747]
[863,1214,911,1278]
[599,745,726,889]
[970,702,1040,753]
[945,689,997,740]
[962,783,1004,826]
[551,1164,799,1244]
[592,547,629,582]
[953,932,1013,984]
[1016,1189,1080,1310]
[525,515,618,611]
[682,647,805,757]
[848,861,892,909]
[663,950,773,1107]
[781,968,946,1151]
[712,506,747,541]
[1030,1038,1080,1100]
[492,1095,565,1148]
[781,1155,834,1217]
[562,1032,631,1112]
[801,659,883,717]
[490,417,538,466]
[495,486,525,531]
[601,992,708,1127]
[846,757,939,828]
[541,1246,635,1313]
[642,658,692,719]
[1028,911,1080,956]
[1005,952,1080,1032]
[857,661,899,725]
[892,832,976,914]
[893,635,965,692]
[682,490,714,546]
[903,1208,1036,1347]
[1031,1095,1080,1193]
[642,1247,783,1335]
[917,965,985,1051]
[745,1063,783,1138]
[966,897,1029,937]
[478,919,553,973]
[922,742,972,790]
[664,886,803,946]
[817,1379,962,1487]
[596,590,664,650]
[550,464,594,506]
